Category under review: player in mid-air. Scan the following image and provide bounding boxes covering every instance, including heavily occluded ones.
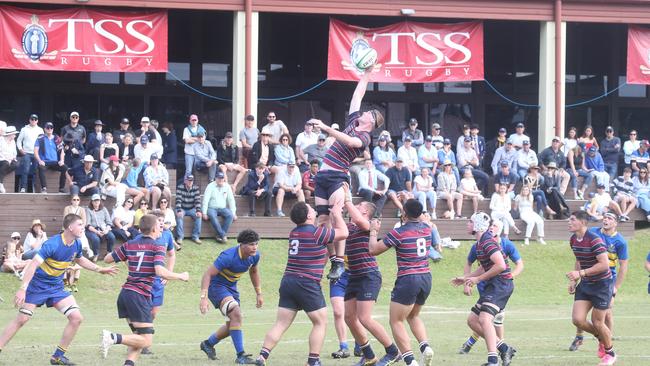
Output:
[198,229,262,364]
[255,201,348,366]
[311,67,384,280]
[451,213,517,366]
[100,214,189,366]
[368,199,434,366]
[0,213,118,365]
[458,220,524,355]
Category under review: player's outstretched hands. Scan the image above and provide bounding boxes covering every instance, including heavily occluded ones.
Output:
[178,271,190,282]
[256,293,264,308]
[463,283,473,296]
[99,265,119,276]
[450,276,465,287]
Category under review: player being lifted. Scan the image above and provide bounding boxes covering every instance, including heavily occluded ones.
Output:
[0,214,118,366]
[199,229,262,364]
[101,214,189,366]
[451,213,517,366]
[255,201,348,366]
[311,69,384,281]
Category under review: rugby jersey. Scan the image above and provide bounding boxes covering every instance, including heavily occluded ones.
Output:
[468,237,520,265]
[570,230,611,282]
[322,111,371,172]
[210,245,260,289]
[345,222,379,277]
[475,231,513,280]
[34,234,83,286]
[284,224,335,282]
[383,221,431,277]
[588,227,628,279]
[111,236,166,297]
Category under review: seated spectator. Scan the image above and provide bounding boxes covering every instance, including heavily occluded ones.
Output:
[437,138,460,184]
[634,168,650,221]
[302,134,329,167]
[402,118,424,148]
[202,171,237,243]
[457,136,489,193]
[584,146,610,191]
[600,126,621,179]
[160,122,178,169]
[490,138,518,176]
[538,136,570,194]
[114,117,134,144]
[584,185,623,221]
[1,232,29,278]
[623,130,640,168]
[524,165,556,217]
[157,197,177,237]
[484,127,508,172]
[490,183,520,237]
[34,122,67,193]
[514,185,545,245]
[456,124,471,153]
[372,135,396,173]
[562,127,578,157]
[62,131,85,170]
[385,158,413,217]
[248,127,275,169]
[175,174,203,244]
[272,133,296,174]
[122,157,147,205]
[541,162,570,218]
[357,159,389,216]
[217,132,247,190]
[430,122,444,149]
[63,195,88,230]
[239,114,258,169]
[118,132,136,164]
[566,144,591,199]
[469,124,486,165]
[0,125,19,193]
[66,155,100,197]
[459,168,484,215]
[100,156,128,207]
[85,193,116,260]
[437,159,463,219]
[133,199,149,228]
[99,132,119,171]
[295,120,319,170]
[134,134,162,163]
[144,153,171,209]
[193,132,218,181]
[302,160,319,200]
[241,163,273,217]
[631,140,650,176]
[494,160,518,199]
[413,167,437,218]
[508,122,530,150]
[418,136,438,174]
[111,198,139,241]
[273,162,305,217]
[611,167,636,222]
[397,136,419,174]
[22,219,47,260]
[86,120,105,159]
[516,140,538,179]
[137,116,161,144]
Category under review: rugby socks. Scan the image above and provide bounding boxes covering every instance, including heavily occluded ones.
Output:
[487,352,499,364]
[206,332,220,347]
[419,341,430,353]
[307,353,320,366]
[605,346,616,357]
[330,255,344,264]
[402,351,415,365]
[260,347,271,361]
[52,345,67,358]
[112,333,123,345]
[360,341,376,359]
[496,340,509,354]
[230,327,245,354]
[385,343,399,356]
[466,333,479,347]
[354,343,361,355]
[339,342,349,350]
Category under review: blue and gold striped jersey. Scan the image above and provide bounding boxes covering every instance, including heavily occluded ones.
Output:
[209,246,260,289]
[34,234,82,286]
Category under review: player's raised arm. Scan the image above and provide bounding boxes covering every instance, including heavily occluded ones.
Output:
[312,119,363,149]
[349,71,372,115]
[76,256,118,276]
[155,264,189,282]
[368,219,390,256]
[330,200,349,242]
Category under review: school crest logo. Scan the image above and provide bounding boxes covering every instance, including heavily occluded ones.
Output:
[12,14,57,63]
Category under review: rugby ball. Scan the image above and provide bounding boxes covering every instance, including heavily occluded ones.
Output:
[354,47,378,70]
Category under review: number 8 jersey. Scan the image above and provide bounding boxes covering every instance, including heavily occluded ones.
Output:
[284,224,336,282]
[383,221,432,277]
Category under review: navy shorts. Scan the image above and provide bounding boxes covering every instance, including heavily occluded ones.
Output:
[151,277,165,307]
[314,170,349,201]
[273,186,297,199]
[575,278,613,310]
[390,273,432,306]
[330,270,349,298]
[278,275,326,313]
[478,276,514,312]
[345,271,382,302]
[117,289,153,323]
[208,284,241,309]
[25,280,71,308]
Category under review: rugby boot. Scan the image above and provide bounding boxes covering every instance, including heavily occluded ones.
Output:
[200,340,218,360]
[500,345,517,366]
[597,343,606,358]
[235,353,258,364]
[421,346,434,366]
[458,342,473,354]
[331,348,350,358]
[569,336,584,351]
[50,355,76,365]
[327,260,345,280]
[100,329,115,359]
[599,353,617,366]
[352,356,379,366]
[376,353,401,366]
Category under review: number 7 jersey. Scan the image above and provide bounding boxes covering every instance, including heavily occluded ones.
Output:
[383,221,432,277]
[284,224,336,282]
[110,236,166,297]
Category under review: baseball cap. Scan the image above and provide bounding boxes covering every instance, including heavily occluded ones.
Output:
[516,123,524,128]
[185,174,195,181]
[140,135,149,144]
[94,119,104,126]
[108,155,119,162]
[642,139,650,147]
[552,136,561,142]
[150,153,159,160]
[245,114,255,121]
[331,123,340,130]
[44,122,54,129]
[588,146,598,152]
[498,127,507,133]
[500,160,509,167]
[215,171,225,179]
[29,114,39,120]
[409,118,418,125]
[287,161,296,167]
[425,135,433,141]
[70,111,79,117]
[506,138,513,144]
[225,132,233,138]
[443,138,451,144]
[91,193,101,201]
[547,161,557,169]
[120,118,130,124]
[318,134,327,140]
[596,183,606,189]
[432,123,441,129]
[395,157,404,162]
[464,136,472,142]
[606,126,614,132]
[404,136,413,142]
[11,232,21,239]
[141,116,150,123]
[522,140,530,145]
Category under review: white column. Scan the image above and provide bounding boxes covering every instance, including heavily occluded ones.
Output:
[232,11,259,143]
[538,21,566,148]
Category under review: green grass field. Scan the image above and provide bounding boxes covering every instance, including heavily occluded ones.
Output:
[1,227,649,366]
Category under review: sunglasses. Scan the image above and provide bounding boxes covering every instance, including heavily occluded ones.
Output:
[141,202,148,205]
[641,171,648,174]
[72,198,80,201]
[11,237,20,240]
[30,118,38,121]
[71,116,79,119]
[45,126,53,129]
[160,200,168,203]
[281,138,289,141]
[126,200,134,204]
[267,115,276,119]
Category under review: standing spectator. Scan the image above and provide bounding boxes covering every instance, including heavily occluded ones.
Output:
[430,122,444,149]
[99,156,128,207]
[385,158,413,217]
[16,114,44,193]
[418,136,438,173]
[302,134,329,166]
[22,219,48,260]
[630,140,650,176]
[413,167,437,217]
[248,127,275,169]
[516,140,538,179]
[272,133,296,173]
[437,138,460,184]
[489,183,520,237]
[263,111,288,144]
[584,146,610,191]
[160,122,178,169]
[633,168,650,221]
[123,157,147,206]
[562,127,578,157]
[118,133,135,164]
[508,122,529,150]
[514,185,545,245]
[193,132,218,181]
[402,118,424,147]
[437,159,463,218]
[241,163,273,217]
[491,138,518,176]
[457,136,489,193]
[295,120,319,169]
[144,153,171,209]
[34,122,66,193]
[60,111,86,145]
[134,135,162,163]
[85,193,116,259]
[273,162,305,217]
[175,174,203,244]
[66,155,99,197]
[113,118,134,144]
[302,160,319,200]
[484,127,508,172]
[98,132,119,171]
[567,144,592,199]
[538,136,570,194]
[357,159,389,215]
[623,130,640,168]
[111,198,139,241]
[578,125,598,150]
[239,114,258,169]
[611,167,636,221]
[202,171,237,243]
[494,160,518,199]
[459,168,484,215]
[469,124,486,165]
[0,126,19,193]
[85,120,105,160]
[524,165,555,217]
[456,124,471,153]
[182,114,206,176]
[217,132,247,190]
[61,131,85,171]
[600,126,621,179]
[541,162,570,218]
[372,135,396,173]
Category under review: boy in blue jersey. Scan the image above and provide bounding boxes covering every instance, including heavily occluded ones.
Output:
[368,199,434,366]
[328,269,355,359]
[569,212,628,353]
[0,214,118,365]
[451,213,517,366]
[458,220,524,355]
[199,229,262,364]
[256,202,348,366]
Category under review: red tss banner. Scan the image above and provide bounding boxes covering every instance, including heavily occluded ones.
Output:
[627,25,650,84]
[0,5,167,72]
[328,19,484,83]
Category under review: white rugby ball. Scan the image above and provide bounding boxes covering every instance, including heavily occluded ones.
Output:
[354,47,378,70]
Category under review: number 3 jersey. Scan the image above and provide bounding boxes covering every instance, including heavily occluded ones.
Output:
[284,224,336,282]
[111,236,166,297]
[383,221,432,277]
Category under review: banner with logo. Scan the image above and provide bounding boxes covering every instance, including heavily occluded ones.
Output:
[627,25,650,84]
[327,19,483,83]
[0,5,167,72]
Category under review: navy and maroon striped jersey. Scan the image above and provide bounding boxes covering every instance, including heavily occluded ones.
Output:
[284,224,335,282]
[383,221,431,277]
[570,230,611,282]
[345,222,379,277]
[111,236,166,297]
[322,111,371,172]
[475,231,513,280]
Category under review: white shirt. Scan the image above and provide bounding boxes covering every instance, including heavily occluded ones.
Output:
[517,149,538,170]
[417,144,438,169]
[562,138,578,157]
[134,143,163,163]
[274,168,301,188]
[397,145,419,170]
[413,175,434,191]
[295,131,318,151]
[183,125,201,155]
[17,124,44,154]
[623,140,641,164]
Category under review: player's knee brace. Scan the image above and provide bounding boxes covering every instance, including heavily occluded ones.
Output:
[315,205,331,216]
[480,304,500,317]
[18,307,34,317]
[134,327,155,335]
[493,311,506,327]
[470,304,481,316]
[220,299,238,320]
[61,305,80,317]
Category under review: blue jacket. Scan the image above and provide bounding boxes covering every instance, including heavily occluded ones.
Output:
[86,132,104,153]
[161,130,178,166]
[241,170,270,195]
[585,152,605,172]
